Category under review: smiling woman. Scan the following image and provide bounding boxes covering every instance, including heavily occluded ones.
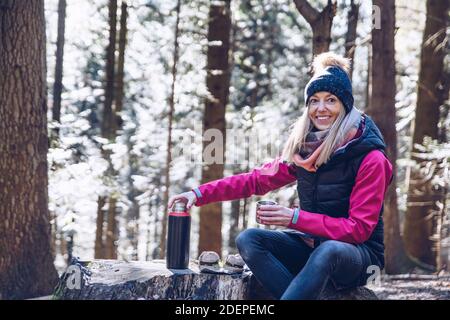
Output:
[169,51,393,300]
[281,53,361,171]
[308,92,343,131]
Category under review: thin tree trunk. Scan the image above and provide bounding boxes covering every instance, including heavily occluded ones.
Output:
[51,0,66,139]
[240,106,256,232]
[101,0,118,140]
[105,197,118,259]
[128,199,140,260]
[370,0,411,274]
[344,0,359,80]
[50,211,57,258]
[152,196,160,259]
[126,109,139,260]
[242,198,249,230]
[146,197,156,261]
[227,16,240,255]
[60,231,67,257]
[198,1,232,256]
[293,0,337,55]
[229,198,241,253]
[227,12,241,255]
[66,223,74,264]
[115,0,127,123]
[96,0,119,259]
[403,0,450,270]
[159,0,181,259]
[0,0,58,299]
[94,196,106,258]
[145,206,152,261]
[103,0,128,260]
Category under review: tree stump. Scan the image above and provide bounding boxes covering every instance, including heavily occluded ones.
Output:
[52,258,378,300]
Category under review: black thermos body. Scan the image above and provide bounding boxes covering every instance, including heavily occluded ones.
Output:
[166,201,191,269]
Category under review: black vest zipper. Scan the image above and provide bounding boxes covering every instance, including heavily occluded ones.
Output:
[312,172,319,212]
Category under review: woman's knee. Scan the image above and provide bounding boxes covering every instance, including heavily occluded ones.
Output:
[311,240,350,263]
[235,228,263,250]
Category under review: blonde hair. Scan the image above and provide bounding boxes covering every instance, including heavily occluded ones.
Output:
[281,52,357,169]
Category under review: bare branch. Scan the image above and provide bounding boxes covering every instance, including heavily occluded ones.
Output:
[293,0,319,25]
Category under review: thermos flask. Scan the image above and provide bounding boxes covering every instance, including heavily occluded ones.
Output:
[166,201,191,269]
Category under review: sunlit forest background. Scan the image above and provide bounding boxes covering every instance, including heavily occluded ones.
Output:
[42,0,448,271]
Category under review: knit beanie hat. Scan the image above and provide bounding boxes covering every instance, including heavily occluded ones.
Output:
[304,53,354,114]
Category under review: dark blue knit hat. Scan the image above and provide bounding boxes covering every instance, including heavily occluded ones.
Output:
[304,65,354,114]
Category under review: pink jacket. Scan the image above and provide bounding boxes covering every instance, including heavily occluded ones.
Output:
[192,150,393,245]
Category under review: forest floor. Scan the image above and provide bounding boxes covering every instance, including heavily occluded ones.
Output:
[31,276,450,300]
[369,274,450,300]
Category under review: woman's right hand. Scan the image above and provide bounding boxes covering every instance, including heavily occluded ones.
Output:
[168,191,197,210]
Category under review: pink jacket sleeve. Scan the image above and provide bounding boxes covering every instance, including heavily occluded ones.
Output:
[192,157,297,206]
[288,150,393,244]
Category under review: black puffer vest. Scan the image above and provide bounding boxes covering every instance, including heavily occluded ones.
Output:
[295,114,390,277]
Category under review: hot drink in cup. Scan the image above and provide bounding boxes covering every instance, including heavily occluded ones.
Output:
[256,200,277,224]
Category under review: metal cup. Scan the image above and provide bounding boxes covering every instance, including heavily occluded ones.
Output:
[256,200,277,224]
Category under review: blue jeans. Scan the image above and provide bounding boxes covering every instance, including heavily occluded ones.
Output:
[236,228,367,300]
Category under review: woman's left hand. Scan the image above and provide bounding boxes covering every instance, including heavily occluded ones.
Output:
[257,205,294,227]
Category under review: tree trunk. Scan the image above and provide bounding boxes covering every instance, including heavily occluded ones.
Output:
[125,108,139,260]
[50,212,57,258]
[51,0,66,122]
[159,0,181,259]
[228,161,242,253]
[53,258,378,300]
[228,164,242,253]
[96,0,120,259]
[293,0,337,55]
[198,1,232,256]
[103,0,128,260]
[145,198,154,261]
[241,152,252,231]
[51,0,66,138]
[403,0,450,270]
[150,188,162,260]
[105,197,118,259]
[127,197,140,260]
[0,0,58,299]
[345,0,359,80]
[370,0,411,274]
[122,0,138,261]
[114,0,127,125]
[94,196,106,259]
[242,198,249,229]
[229,198,241,254]
[60,231,67,257]
[101,0,117,141]
[152,197,160,260]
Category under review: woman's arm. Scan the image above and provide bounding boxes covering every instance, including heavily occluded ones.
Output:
[288,150,393,244]
[192,157,297,207]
